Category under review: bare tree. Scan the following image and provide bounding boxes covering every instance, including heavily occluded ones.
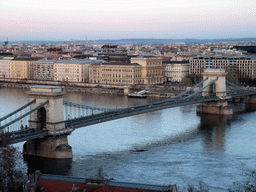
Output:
[187,182,209,192]
[0,132,24,192]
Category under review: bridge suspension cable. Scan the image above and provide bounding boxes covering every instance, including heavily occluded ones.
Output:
[165,77,209,101]
[226,84,238,91]
[0,99,36,122]
[0,100,49,131]
[226,81,245,90]
[181,78,218,100]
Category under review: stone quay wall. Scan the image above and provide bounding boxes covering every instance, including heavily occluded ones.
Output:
[0,78,177,98]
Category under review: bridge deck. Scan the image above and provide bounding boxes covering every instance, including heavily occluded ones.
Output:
[65,90,256,129]
[0,129,48,145]
[2,88,256,144]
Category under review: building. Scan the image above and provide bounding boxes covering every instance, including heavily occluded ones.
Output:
[163,60,189,82]
[171,51,200,62]
[90,56,165,86]
[54,59,104,82]
[0,56,13,78]
[89,63,101,84]
[10,58,41,79]
[232,46,256,54]
[89,62,142,85]
[33,59,55,80]
[24,171,178,192]
[131,56,164,85]
[189,55,256,81]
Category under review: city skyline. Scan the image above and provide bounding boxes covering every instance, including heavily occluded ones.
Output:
[1,0,256,41]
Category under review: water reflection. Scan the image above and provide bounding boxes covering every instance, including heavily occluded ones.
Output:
[64,92,162,109]
[24,155,72,175]
[245,103,256,112]
[198,114,233,152]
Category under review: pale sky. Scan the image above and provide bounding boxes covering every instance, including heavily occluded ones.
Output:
[0,0,255,41]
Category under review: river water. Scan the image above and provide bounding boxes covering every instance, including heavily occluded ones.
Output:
[1,87,256,191]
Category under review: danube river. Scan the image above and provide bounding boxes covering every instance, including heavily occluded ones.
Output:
[1,87,256,191]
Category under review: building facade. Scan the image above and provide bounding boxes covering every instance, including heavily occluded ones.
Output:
[89,62,142,85]
[33,59,55,80]
[0,57,13,78]
[10,58,40,79]
[189,55,256,80]
[54,59,103,82]
[130,56,164,85]
[163,61,189,82]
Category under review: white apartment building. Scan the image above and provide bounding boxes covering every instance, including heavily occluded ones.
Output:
[0,57,13,78]
[163,61,189,82]
[54,59,104,82]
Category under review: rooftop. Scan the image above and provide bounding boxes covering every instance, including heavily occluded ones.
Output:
[101,62,140,66]
[163,60,189,64]
[35,59,105,64]
[107,180,171,191]
[59,59,105,64]
[194,54,256,60]
[12,57,43,61]
[38,173,173,191]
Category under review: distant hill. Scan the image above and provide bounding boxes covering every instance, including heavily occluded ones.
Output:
[95,38,256,44]
[1,38,256,45]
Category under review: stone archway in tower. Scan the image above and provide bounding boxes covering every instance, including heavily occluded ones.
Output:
[209,83,216,95]
[37,107,46,130]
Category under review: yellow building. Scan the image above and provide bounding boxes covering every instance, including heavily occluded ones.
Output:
[89,62,142,85]
[130,56,164,85]
[10,58,40,79]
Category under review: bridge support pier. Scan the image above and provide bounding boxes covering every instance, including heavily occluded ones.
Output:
[244,95,256,104]
[24,85,72,159]
[197,101,233,115]
[23,136,72,159]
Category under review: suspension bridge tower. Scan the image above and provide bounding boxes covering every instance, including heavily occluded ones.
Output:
[23,85,72,159]
[197,69,233,115]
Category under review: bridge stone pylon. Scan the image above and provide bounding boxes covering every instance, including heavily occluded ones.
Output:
[201,69,227,99]
[197,69,233,115]
[23,85,72,159]
[27,85,65,132]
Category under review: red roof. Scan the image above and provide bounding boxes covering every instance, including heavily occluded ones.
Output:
[162,57,171,61]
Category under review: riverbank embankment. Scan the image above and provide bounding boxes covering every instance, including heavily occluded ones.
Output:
[0,78,178,98]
